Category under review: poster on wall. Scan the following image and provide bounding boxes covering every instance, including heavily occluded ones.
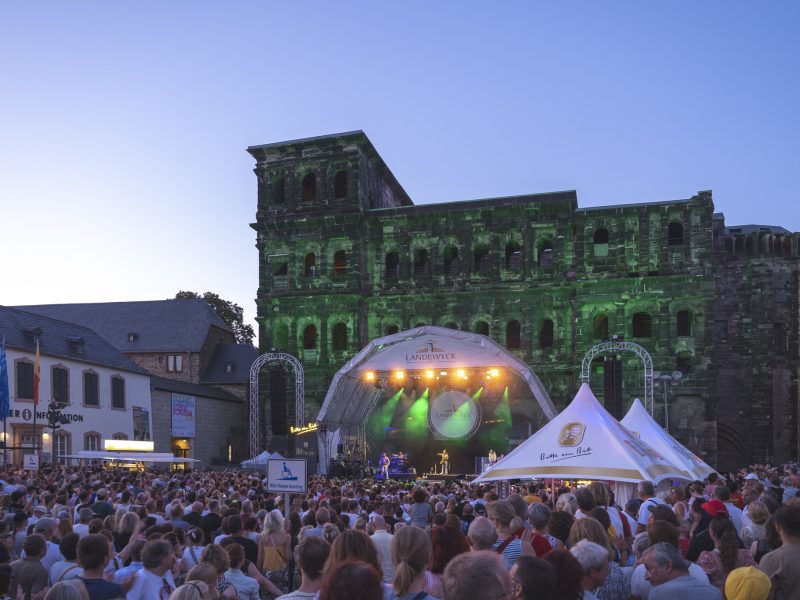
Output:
[133,406,151,441]
[171,394,196,438]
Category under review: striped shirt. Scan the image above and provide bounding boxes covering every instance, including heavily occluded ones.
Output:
[492,537,522,570]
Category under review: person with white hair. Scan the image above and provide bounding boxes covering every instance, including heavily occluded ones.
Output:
[569,540,610,600]
[641,542,720,600]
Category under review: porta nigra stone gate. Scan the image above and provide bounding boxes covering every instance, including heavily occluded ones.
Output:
[249,131,800,471]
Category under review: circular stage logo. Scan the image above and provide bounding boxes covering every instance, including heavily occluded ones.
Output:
[429,390,481,440]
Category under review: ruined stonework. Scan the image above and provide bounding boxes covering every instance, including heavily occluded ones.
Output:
[249,131,800,470]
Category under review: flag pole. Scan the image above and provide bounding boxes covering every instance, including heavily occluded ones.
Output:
[0,336,8,467]
[33,339,40,466]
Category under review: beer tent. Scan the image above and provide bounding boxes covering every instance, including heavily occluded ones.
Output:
[621,398,716,481]
[475,383,691,484]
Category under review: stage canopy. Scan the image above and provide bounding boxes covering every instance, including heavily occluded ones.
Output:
[621,398,717,481]
[475,383,692,484]
[316,326,558,473]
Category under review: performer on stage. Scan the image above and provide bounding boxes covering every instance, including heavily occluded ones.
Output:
[488,449,497,466]
[379,452,390,479]
[437,449,449,475]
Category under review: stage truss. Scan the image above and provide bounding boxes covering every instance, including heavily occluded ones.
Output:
[249,352,304,458]
[580,340,654,415]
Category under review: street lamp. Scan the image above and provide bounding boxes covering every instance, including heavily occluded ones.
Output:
[652,371,682,432]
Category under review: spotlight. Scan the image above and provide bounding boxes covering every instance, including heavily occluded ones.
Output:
[488,368,500,378]
[456,369,467,379]
[425,369,435,380]
[440,371,448,376]
[393,370,406,381]
[364,371,376,382]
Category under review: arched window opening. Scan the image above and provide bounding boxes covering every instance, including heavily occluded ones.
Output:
[385,251,400,278]
[538,240,554,268]
[302,324,317,350]
[302,173,316,202]
[475,321,490,336]
[539,319,554,348]
[333,250,347,276]
[668,222,684,246]
[474,244,490,275]
[746,237,755,255]
[52,366,69,404]
[445,322,459,330]
[677,310,692,337]
[414,249,430,275]
[272,177,285,204]
[386,325,399,335]
[506,320,521,350]
[331,323,348,352]
[632,313,652,338]
[334,170,348,199]
[304,253,317,277]
[505,242,522,270]
[593,315,609,340]
[443,246,459,275]
[593,228,609,257]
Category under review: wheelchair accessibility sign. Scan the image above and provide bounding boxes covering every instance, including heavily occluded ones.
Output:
[267,458,307,493]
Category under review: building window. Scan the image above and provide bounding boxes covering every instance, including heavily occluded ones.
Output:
[15,360,33,399]
[443,246,459,275]
[54,432,70,466]
[333,250,347,276]
[386,325,399,335]
[593,228,610,257]
[668,222,683,246]
[112,432,128,440]
[677,310,692,337]
[167,355,183,372]
[539,319,554,348]
[334,170,347,199]
[506,320,521,350]
[272,177,285,204]
[505,242,522,271]
[475,321,490,336]
[474,244,490,275]
[304,253,316,277]
[224,362,233,374]
[414,249,430,275]
[385,252,400,279]
[127,332,137,342]
[52,366,69,404]
[632,313,652,338]
[302,325,317,350]
[538,240,554,268]
[111,376,125,409]
[84,432,101,452]
[83,371,99,406]
[302,173,316,202]
[593,315,609,340]
[331,323,348,352]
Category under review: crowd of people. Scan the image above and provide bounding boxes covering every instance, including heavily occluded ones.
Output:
[0,462,798,600]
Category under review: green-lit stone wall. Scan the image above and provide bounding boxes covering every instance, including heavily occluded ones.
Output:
[249,131,800,470]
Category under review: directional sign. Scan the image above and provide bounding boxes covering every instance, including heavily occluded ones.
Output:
[267,458,307,493]
[23,454,39,471]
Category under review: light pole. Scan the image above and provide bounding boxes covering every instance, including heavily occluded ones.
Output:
[652,371,682,432]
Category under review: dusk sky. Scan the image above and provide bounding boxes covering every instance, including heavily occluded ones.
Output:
[2,2,798,339]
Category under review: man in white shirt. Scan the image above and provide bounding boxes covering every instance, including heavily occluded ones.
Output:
[370,516,394,583]
[72,508,92,539]
[30,518,64,571]
[126,539,176,600]
[636,481,665,534]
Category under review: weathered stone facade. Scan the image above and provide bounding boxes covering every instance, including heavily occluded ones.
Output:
[249,131,800,470]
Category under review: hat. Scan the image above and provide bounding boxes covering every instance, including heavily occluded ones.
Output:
[701,499,729,517]
[745,474,759,480]
[32,506,48,514]
[725,566,771,600]
[34,517,56,533]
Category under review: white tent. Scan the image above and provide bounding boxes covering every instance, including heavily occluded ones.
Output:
[241,450,283,468]
[475,384,692,484]
[621,398,716,481]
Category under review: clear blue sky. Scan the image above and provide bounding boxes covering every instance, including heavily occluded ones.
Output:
[1,2,798,337]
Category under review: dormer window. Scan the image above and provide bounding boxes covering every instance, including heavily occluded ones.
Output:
[127,332,138,342]
[67,336,85,355]
[22,327,42,345]
[224,362,234,374]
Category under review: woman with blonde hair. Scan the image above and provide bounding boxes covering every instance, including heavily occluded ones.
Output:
[113,511,140,551]
[741,500,769,549]
[387,526,436,600]
[44,580,88,600]
[555,493,578,515]
[199,544,237,599]
[257,510,291,581]
[567,517,630,600]
[169,580,215,600]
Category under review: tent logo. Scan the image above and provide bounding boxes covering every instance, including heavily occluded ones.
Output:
[406,339,457,363]
[558,422,586,446]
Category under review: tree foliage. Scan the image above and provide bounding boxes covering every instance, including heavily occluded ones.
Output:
[174,291,255,345]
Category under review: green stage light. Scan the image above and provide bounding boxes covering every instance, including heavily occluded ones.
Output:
[406,388,430,439]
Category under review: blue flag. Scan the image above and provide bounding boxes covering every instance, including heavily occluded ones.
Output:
[0,336,9,420]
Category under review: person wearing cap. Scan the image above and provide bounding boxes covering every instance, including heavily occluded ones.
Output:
[725,567,771,600]
[758,505,800,600]
[25,518,64,571]
[687,499,736,563]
